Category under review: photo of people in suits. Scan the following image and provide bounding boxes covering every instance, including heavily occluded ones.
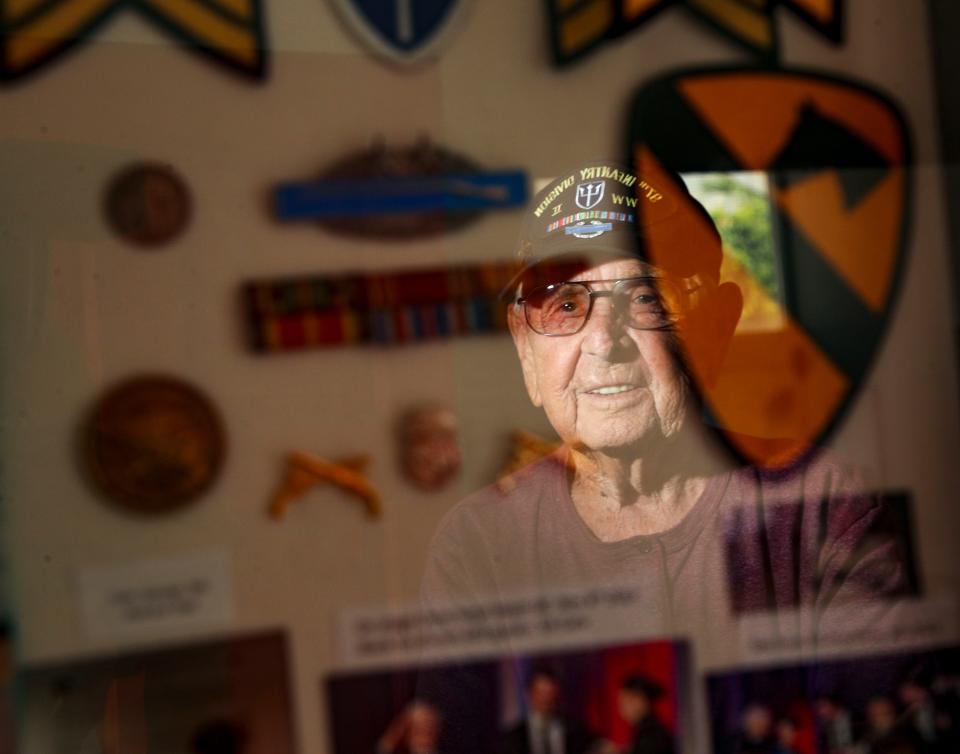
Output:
[497,666,599,754]
[326,640,685,754]
[708,645,960,754]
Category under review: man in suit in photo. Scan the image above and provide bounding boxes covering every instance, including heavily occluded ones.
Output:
[498,667,598,754]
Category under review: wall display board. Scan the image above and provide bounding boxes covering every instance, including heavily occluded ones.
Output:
[242,258,586,353]
[330,0,470,66]
[84,375,226,514]
[627,68,912,469]
[546,0,844,67]
[0,0,267,83]
[274,139,526,240]
[0,5,954,754]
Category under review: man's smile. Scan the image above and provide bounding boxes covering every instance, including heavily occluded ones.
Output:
[577,382,650,406]
[584,383,639,395]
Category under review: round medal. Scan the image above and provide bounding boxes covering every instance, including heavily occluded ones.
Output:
[85,376,225,513]
[104,162,192,247]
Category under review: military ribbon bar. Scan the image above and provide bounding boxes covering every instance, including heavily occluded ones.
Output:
[242,259,588,352]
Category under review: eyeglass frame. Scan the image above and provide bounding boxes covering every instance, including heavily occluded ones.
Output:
[514,275,694,337]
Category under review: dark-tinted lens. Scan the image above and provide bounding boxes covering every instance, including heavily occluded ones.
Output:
[523,283,590,335]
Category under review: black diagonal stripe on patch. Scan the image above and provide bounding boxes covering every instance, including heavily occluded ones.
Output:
[783,0,845,44]
[629,78,741,173]
[771,103,889,209]
[777,211,883,383]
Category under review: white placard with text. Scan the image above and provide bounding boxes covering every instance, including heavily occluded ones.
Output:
[77,549,234,642]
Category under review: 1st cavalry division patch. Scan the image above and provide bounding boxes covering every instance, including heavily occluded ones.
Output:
[628,67,912,469]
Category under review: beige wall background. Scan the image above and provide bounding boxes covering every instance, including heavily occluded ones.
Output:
[2,0,959,752]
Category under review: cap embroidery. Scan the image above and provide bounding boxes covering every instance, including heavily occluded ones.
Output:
[546,210,633,233]
[575,180,605,209]
[565,221,613,238]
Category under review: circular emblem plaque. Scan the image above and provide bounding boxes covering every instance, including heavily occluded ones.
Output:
[104,162,192,247]
[85,376,225,513]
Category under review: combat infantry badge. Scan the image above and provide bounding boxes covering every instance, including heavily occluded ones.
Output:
[628,67,912,469]
[576,180,605,209]
[331,0,469,65]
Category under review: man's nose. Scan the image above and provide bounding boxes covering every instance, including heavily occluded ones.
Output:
[580,295,627,358]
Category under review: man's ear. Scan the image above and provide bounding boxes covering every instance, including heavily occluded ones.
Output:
[714,281,743,346]
[507,304,543,407]
[678,281,743,388]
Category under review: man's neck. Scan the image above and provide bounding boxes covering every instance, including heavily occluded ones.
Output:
[569,420,730,541]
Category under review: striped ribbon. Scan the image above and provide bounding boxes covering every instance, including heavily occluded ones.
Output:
[547,210,633,233]
[243,259,587,352]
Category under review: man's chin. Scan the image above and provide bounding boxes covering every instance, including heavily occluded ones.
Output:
[572,416,689,457]
[572,431,654,457]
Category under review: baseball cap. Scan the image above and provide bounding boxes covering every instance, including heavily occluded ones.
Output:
[504,159,723,298]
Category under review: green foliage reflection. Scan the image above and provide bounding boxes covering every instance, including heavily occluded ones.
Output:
[697,174,779,298]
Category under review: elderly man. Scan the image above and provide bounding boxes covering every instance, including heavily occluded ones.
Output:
[424,160,902,640]
[419,162,905,751]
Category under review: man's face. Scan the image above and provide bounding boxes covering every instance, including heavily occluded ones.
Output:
[816,699,838,720]
[898,681,928,706]
[776,721,797,746]
[867,698,897,734]
[408,704,441,753]
[743,706,772,739]
[528,676,560,715]
[617,689,650,723]
[511,258,690,452]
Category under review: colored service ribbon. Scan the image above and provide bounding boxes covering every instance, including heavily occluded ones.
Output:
[242,259,589,353]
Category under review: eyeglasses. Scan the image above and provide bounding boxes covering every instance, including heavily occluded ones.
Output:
[516,276,687,336]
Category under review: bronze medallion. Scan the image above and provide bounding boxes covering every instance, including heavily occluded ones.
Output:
[104,162,192,247]
[85,376,225,513]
